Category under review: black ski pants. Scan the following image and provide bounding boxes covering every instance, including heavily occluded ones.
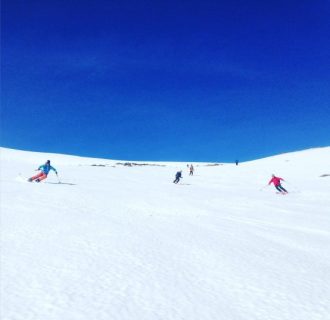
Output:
[275,184,288,193]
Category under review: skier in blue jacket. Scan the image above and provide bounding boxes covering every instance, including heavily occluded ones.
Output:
[28,160,58,182]
[173,171,182,184]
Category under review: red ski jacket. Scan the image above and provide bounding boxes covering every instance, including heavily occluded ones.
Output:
[268,176,284,186]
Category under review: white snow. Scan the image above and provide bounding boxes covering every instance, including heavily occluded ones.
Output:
[1,147,330,320]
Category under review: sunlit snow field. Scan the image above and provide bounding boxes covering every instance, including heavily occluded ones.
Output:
[1,147,330,320]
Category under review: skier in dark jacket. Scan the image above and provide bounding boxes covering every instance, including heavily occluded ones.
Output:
[189,165,194,176]
[173,171,182,184]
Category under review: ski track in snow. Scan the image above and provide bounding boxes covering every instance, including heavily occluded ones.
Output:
[1,147,330,320]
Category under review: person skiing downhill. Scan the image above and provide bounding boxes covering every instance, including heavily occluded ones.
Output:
[173,171,182,184]
[189,164,194,176]
[268,174,288,193]
[28,160,58,182]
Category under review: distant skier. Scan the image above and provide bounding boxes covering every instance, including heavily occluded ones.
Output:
[28,160,58,182]
[173,171,182,184]
[235,160,239,166]
[189,164,194,176]
[268,174,288,193]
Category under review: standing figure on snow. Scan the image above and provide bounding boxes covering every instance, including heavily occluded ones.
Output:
[28,160,58,182]
[189,164,194,176]
[268,174,288,193]
[173,171,182,184]
[235,160,239,166]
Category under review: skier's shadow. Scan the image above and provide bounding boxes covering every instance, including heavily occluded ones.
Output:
[45,182,76,186]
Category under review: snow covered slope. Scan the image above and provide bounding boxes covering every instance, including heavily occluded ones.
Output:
[1,147,330,320]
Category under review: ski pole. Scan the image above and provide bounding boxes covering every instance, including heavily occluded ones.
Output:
[56,173,61,184]
[259,185,269,191]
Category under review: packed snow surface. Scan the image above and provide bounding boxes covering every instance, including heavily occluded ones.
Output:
[1,147,330,320]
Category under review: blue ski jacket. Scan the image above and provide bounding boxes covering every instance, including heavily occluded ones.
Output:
[38,164,57,175]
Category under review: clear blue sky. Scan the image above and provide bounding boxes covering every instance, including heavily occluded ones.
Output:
[2,0,329,162]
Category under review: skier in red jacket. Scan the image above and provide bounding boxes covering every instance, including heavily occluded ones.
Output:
[268,174,288,193]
